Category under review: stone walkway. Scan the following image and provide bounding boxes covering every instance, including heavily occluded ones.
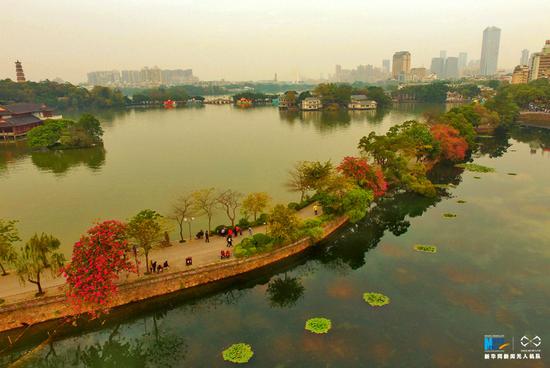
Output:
[0,204,321,305]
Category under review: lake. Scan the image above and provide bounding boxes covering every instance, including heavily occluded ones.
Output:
[1,105,549,367]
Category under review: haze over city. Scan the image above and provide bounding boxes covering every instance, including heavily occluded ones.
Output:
[2,0,550,83]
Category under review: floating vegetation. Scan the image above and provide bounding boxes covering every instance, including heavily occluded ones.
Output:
[222,343,254,364]
[443,213,457,218]
[473,176,481,179]
[457,200,467,204]
[0,298,4,305]
[477,135,494,138]
[413,244,437,253]
[455,163,495,173]
[433,184,450,189]
[363,292,390,307]
[305,317,332,334]
[507,172,517,176]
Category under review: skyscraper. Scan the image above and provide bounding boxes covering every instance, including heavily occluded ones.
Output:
[392,51,411,79]
[430,57,445,78]
[440,50,447,60]
[444,57,459,79]
[529,40,550,81]
[458,52,468,71]
[382,59,390,75]
[520,49,530,66]
[480,26,501,76]
[15,60,26,83]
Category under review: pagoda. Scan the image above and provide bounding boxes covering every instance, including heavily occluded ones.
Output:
[15,60,26,83]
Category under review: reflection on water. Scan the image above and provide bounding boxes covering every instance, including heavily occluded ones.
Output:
[266,274,305,308]
[30,147,106,175]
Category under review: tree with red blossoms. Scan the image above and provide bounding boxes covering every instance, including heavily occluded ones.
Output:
[337,156,388,197]
[63,220,137,316]
[430,124,469,162]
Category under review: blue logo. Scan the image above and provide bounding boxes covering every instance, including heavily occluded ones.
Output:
[484,335,510,351]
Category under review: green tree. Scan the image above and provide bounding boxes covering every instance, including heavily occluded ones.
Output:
[127,210,165,274]
[485,90,520,125]
[78,114,104,141]
[241,192,271,221]
[341,187,374,223]
[26,119,71,148]
[0,219,21,276]
[268,205,301,244]
[15,233,65,295]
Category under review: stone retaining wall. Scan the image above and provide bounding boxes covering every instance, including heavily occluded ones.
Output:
[0,216,348,333]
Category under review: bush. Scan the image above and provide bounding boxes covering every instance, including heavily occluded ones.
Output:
[237,213,268,228]
[234,233,274,258]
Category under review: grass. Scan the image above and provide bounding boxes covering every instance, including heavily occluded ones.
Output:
[363,292,390,307]
[305,317,332,334]
[455,163,495,173]
[443,213,457,218]
[413,244,437,253]
[222,343,254,364]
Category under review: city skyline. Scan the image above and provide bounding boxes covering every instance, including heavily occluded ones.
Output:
[2,0,550,83]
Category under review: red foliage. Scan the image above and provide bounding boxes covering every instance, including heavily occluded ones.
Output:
[62,220,137,316]
[337,156,388,197]
[430,124,469,162]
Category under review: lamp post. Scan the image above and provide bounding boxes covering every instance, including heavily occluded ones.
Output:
[184,217,195,241]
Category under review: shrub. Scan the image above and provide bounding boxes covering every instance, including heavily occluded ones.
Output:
[305,317,332,334]
[234,233,274,258]
[222,343,254,364]
[363,292,390,307]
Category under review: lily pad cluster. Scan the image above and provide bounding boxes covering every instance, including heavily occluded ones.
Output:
[443,213,457,218]
[222,343,254,364]
[413,244,437,253]
[305,317,332,334]
[363,292,390,307]
[455,163,495,173]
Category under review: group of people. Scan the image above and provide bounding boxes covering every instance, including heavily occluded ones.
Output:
[150,260,169,273]
[196,230,210,243]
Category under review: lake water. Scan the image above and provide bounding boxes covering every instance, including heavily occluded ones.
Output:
[1,105,549,367]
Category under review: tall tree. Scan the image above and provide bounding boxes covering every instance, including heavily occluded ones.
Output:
[127,210,164,274]
[192,188,217,232]
[241,192,272,221]
[268,205,301,244]
[16,233,65,296]
[0,219,21,276]
[217,190,243,227]
[171,194,195,242]
[63,220,136,315]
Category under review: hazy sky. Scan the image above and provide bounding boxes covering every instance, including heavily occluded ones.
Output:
[2,0,550,83]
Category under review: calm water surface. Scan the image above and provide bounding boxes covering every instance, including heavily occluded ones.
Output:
[1,106,549,367]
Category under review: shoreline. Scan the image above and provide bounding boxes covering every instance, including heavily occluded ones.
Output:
[0,216,348,334]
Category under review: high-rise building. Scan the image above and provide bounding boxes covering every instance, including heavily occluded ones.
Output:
[511,65,530,84]
[392,51,411,79]
[382,59,390,75]
[529,40,550,81]
[440,50,447,60]
[480,26,501,76]
[15,60,26,83]
[520,49,530,66]
[445,57,459,79]
[430,57,445,78]
[458,52,468,71]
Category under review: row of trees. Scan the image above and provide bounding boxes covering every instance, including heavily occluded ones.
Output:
[0,79,127,109]
[27,114,104,149]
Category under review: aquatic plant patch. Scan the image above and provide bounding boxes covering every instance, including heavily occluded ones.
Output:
[455,163,495,173]
[222,343,254,364]
[507,172,517,176]
[363,292,390,307]
[443,213,457,218]
[305,317,332,334]
[473,176,481,179]
[457,200,466,204]
[413,244,437,253]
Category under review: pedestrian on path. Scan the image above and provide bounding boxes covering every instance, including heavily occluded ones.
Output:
[248,227,253,236]
[227,235,233,247]
[314,205,318,216]
[205,230,210,243]
[151,260,157,273]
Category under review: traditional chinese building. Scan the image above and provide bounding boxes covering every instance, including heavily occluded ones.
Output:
[0,103,61,140]
[348,95,377,110]
[15,60,26,83]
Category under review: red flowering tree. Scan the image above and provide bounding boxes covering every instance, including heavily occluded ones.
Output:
[430,124,469,162]
[63,220,137,316]
[337,156,388,197]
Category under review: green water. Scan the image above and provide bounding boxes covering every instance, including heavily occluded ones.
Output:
[1,106,550,367]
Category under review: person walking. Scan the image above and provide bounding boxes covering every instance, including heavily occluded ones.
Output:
[205,230,210,243]
[313,204,318,216]
[151,260,157,273]
[227,235,233,247]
